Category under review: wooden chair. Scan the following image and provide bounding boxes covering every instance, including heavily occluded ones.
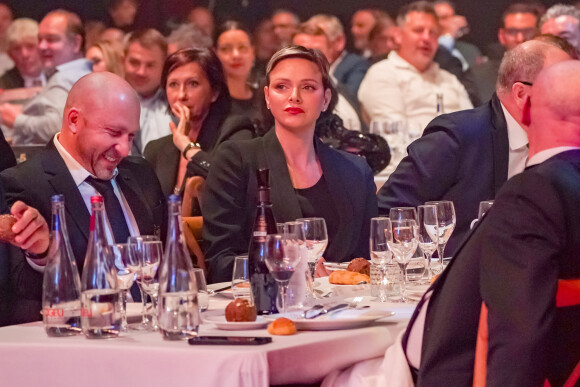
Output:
[182,176,205,217]
[181,176,206,273]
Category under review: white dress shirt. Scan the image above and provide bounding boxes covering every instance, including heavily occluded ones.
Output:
[500,103,529,179]
[358,51,473,133]
[137,89,172,153]
[527,146,580,167]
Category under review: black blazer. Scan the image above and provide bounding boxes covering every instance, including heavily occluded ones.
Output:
[202,129,378,283]
[144,113,254,198]
[333,51,370,96]
[377,94,509,256]
[0,141,166,322]
[410,150,580,386]
[0,67,24,90]
[0,130,16,172]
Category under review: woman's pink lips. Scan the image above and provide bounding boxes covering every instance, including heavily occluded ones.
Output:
[285,107,304,114]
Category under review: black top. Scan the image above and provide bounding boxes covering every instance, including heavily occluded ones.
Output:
[294,175,339,257]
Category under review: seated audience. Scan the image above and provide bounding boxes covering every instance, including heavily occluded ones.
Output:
[252,19,278,77]
[167,23,212,55]
[123,29,172,155]
[376,39,571,257]
[325,59,580,387]
[351,8,388,58]
[540,4,580,56]
[143,48,254,199]
[0,72,166,322]
[0,18,45,90]
[86,39,125,76]
[367,13,398,64]
[187,6,214,38]
[271,9,300,48]
[358,1,472,135]
[472,3,540,104]
[106,0,139,32]
[202,46,377,283]
[0,3,13,76]
[0,10,92,145]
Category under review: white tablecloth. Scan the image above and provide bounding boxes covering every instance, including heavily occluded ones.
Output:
[0,294,414,386]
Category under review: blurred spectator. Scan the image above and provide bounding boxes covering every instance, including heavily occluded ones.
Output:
[187,7,214,38]
[351,9,389,58]
[123,29,171,155]
[106,0,139,32]
[540,4,580,55]
[367,13,398,63]
[535,33,579,59]
[0,3,13,76]
[0,10,92,145]
[86,39,125,76]
[252,19,278,77]
[358,1,472,131]
[167,23,212,55]
[434,0,483,70]
[271,9,300,48]
[84,20,106,51]
[100,27,125,43]
[472,3,540,104]
[0,18,44,90]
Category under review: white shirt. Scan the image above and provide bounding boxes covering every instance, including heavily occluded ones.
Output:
[527,146,580,167]
[358,51,473,132]
[500,102,529,179]
[23,73,46,88]
[27,134,141,272]
[138,89,172,154]
[334,93,362,131]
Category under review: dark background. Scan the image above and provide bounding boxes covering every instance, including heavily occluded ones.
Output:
[2,0,577,51]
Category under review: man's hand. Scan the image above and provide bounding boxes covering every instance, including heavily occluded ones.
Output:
[0,103,23,128]
[314,257,332,278]
[10,201,49,257]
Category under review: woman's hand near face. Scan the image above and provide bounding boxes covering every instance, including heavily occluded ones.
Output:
[170,102,194,154]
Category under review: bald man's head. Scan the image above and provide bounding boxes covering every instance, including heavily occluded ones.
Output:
[523,60,580,157]
[60,72,141,179]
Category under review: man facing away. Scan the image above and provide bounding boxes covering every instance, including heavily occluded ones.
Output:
[0,10,92,145]
[0,72,166,323]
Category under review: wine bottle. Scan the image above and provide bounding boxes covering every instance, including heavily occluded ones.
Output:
[80,196,121,339]
[42,194,82,337]
[248,169,279,315]
[158,195,199,340]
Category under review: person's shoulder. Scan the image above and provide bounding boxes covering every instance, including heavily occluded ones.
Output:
[342,52,370,68]
[426,99,493,132]
[143,134,172,157]
[320,142,372,175]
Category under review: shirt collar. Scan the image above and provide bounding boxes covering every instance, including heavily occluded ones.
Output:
[527,146,580,167]
[500,102,528,151]
[55,58,89,73]
[139,88,164,106]
[329,50,347,75]
[387,51,440,75]
[53,133,118,187]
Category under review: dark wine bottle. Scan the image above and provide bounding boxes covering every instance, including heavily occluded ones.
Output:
[248,168,279,315]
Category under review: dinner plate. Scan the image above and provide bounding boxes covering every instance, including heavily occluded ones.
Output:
[322,262,349,272]
[266,310,393,331]
[207,282,234,299]
[204,315,269,331]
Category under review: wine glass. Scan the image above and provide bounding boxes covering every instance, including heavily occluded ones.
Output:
[417,205,438,281]
[386,219,418,303]
[264,234,301,314]
[370,217,393,302]
[297,218,328,278]
[113,243,135,332]
[389,207,418,223]
[140,240,163,331]
[127,235,158,330]
[231,255,251,300]
[426,201,456,267]
[283,221,310,309]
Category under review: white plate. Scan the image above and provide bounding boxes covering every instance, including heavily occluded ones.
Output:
[207,282,235,299]
[266,310,393,331]
[204,315,269,331]
[322,262,349,272]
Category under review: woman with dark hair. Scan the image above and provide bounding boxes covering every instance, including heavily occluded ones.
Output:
[202,45,378,283]
[144,48,254,201]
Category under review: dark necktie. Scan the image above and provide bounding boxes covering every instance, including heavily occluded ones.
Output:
[85,176,131,244]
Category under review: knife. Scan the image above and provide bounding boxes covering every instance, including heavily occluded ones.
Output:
[305,303,349,319]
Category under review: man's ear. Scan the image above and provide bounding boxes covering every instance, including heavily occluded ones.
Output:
[512,82,530,110]
[522,95,532,126]
[68,108,81,133]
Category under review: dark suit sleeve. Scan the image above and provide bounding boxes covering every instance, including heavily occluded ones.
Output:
[201,141,251,283]
[0,131,16,172]
[342,59,370,96]
[355,163,378,258]
[479,172,563,386]
[377,118,461,214]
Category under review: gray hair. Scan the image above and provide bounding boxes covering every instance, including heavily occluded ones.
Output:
[305,14,344,42]
[540,4,580,29]
[6,18,38,47]
[497,40,563,94]
[168,23,213,50]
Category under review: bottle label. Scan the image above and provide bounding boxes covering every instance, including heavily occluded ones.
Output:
[253,231,267,237]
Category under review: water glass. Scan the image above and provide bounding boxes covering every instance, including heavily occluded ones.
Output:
[370,217,393,302]
[406,258,426,282]
[297,217,328,278]
[113,243,135,332]
[232,255,251,301]
[192,268,209,312]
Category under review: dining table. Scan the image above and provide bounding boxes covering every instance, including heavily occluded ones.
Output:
[0,279,420,386]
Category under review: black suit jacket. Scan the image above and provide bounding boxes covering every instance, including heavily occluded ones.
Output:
[202,129,378,283]
[411,150,580,386]
[0,130,16,172]
[144,113,254,198]
[0,67,24,90]
[0,141,166,323]
[377,94,509,257]
[333,51,370,96]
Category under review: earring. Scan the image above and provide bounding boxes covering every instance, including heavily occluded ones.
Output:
[267,105,271,110]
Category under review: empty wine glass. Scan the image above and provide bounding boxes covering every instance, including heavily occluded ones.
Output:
[264,234,301,314]
[113,243,135,332]
[370,217,394,302]
[417,205,438,280]
[426,201,456,266]
[140,240,163,331]
[127,235,158,330]
[297,218,328,278]
[389,207,418,223]
[283,221,310,309]
[386,219,418,303]
[232,255,251,301]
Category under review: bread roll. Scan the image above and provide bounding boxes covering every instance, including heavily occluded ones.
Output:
[328,270,370,285]
[225,298,257,322]
[347,258,370,276]
[267,317,297,335]
[0,214,16,243]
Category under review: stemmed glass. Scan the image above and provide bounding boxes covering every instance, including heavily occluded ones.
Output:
[113,243,135,332]
[389,207,418,223]
[283,221,310,308]
[370,217,393,302]
[426,201,456,269]
[297,218,328,278]
[417,205,438,281]
[264,234,301,314]
[386,219,418,303]
[139,240,163,331]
